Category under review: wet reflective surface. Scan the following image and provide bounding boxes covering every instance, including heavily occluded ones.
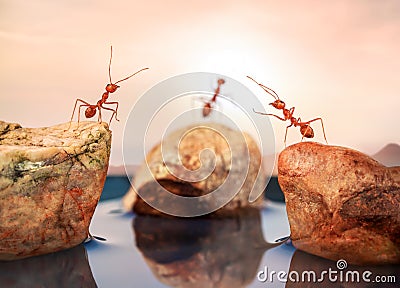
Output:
[1,198,398,287]
[0,244,97,287]
[133,209,281,287]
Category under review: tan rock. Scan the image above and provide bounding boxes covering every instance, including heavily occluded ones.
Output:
[278,142,400,265]
[123,123,266,217]
[0,121,111,260]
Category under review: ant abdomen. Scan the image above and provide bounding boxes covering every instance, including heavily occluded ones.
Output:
[203,102,212,117]
[85,107,97,118]
[300,125,314,138]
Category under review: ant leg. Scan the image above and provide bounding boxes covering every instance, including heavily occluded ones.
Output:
[194,96,209,108]
[303,118,328,144]
[103,101,119,121]
[98,106,102,122]
[100,105,118,125]
[301,132,306,142]
[284,123,293,147]
[252,109,286,121]
[191,97,202,115]
[296,118,306,142]
[76,103,94,129]
[68,99,91,130]
[199,96,209,103]
[295,117,308,142]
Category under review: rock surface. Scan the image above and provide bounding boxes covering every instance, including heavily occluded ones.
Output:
[123,123,266,217]
[0,121,111,260]
[278,142,400,265]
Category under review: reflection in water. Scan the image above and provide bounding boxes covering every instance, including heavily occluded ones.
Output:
[0,244,97,287]
[286,250,400,288]
[133,208,279,288]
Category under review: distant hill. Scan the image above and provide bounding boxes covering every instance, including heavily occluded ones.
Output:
[372,143,400,167]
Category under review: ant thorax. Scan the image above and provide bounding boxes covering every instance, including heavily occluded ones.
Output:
[101,92,108,101]
[283,110,292,119]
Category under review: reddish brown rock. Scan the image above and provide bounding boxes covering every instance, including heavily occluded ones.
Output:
[278,142,400,265]
[0,121,111,260]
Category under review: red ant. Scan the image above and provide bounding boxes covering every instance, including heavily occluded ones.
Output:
[247,76,328,146]
[68,46,148,129]
[202,78,225,117]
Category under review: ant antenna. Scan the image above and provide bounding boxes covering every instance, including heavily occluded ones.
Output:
[115,67,149,84]
[109,46,113,84]
[247,76,280,100]
[108,45,149,85]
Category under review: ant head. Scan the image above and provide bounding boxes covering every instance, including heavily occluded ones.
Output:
[217,78,225,85]
[270,99,285,109]
[106,83,120,93]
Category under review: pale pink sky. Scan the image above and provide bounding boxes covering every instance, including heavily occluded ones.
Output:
[0,0,399,165]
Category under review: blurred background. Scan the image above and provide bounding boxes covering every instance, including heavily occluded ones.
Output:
[1,0,399,166]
